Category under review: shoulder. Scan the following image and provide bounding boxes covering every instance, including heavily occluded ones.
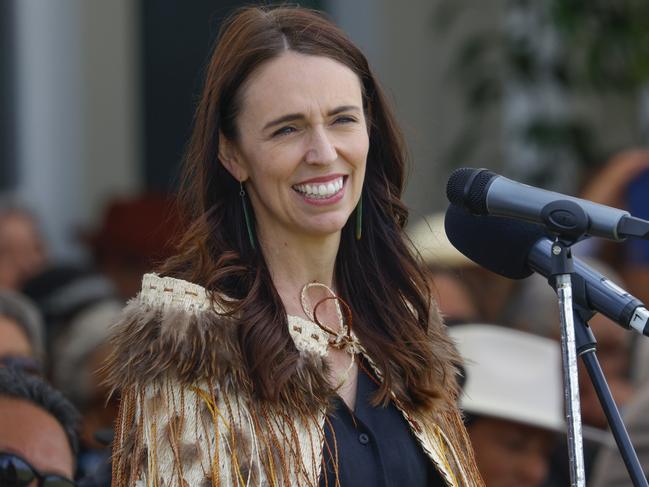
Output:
[105,273,244,392]
[138,273,217,312]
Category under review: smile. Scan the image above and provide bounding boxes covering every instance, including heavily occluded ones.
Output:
[292,176,345,200]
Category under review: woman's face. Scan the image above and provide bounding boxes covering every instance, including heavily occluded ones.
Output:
[223,51,369,242]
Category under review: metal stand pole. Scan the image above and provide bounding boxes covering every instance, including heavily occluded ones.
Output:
[552,242,586,486]
[541,199,646,485]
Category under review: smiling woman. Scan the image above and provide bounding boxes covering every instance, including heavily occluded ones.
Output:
[105,5,484,487]
[219,52,369,240]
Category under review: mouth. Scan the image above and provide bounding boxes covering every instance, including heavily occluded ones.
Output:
[292,175,346,200]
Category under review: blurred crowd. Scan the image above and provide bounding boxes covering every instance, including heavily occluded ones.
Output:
[0,150,648,486]
[409,148,649,486]
[0,193,180,487]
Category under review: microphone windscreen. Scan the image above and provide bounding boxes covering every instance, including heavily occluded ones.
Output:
[446,168,477,206]
[446,168,496,215]
[444,204,547,279]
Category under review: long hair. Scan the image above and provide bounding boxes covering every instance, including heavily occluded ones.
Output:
[160,6,461,411]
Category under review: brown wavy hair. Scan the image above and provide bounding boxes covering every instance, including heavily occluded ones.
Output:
[160,5,461,411]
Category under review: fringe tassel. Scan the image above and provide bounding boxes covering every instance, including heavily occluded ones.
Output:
[106,280,480,486]
[439,407,485,486]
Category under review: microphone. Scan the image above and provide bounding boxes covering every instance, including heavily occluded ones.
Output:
[446,167,649,241]
[444,204,649,337]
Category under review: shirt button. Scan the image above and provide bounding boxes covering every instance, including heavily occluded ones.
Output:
[358,433,370,445]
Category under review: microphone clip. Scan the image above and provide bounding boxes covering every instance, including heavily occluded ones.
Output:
[540,199,590,243]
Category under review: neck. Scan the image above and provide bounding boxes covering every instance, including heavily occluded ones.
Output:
[257,226,341,316]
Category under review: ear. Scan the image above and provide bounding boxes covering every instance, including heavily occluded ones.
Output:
[218,132,249,182]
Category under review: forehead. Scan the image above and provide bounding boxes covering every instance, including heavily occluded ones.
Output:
[0,212,37,235]
[239,51,364,120]
[0,315,32,356]
[0,314,23,333]
[0,396,74,477]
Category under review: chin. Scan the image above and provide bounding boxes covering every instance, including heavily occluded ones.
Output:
[300,214,351,237]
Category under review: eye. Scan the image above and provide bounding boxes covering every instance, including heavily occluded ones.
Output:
[272,125,297,137]
[333,115,357,125]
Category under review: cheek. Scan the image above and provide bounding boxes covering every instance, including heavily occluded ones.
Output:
[351,134,370,167]
[347,142,369,190]
[478,441,518,481]
[249,143,302,181]
[469,424,532,484]
[469,427,512,480]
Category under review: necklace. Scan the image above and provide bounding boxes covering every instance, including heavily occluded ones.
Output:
[299,282,361,356]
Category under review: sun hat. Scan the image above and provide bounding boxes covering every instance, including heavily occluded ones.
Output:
[51,299,122,409]
[22,264,117,334]
[449,323,564,432]
[407,212,475,267]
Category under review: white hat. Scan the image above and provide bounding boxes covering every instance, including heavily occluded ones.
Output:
[51,299,122,409]
[407,213,475,267]
[449,324,564,432]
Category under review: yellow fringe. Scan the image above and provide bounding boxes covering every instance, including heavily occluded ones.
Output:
[191,386,247,487]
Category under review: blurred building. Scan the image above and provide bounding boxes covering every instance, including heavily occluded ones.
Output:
[1,0,645,260]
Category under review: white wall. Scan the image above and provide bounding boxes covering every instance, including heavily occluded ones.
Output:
[14,0,141,260]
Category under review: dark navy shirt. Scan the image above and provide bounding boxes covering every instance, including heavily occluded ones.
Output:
[319,363,445,487]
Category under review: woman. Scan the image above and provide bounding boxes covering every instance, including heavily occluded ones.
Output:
[106,6,483,486]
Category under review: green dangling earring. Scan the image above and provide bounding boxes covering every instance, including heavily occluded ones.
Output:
[240,181,256,250]
[355,192,363,240]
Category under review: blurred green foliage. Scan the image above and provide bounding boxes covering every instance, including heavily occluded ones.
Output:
[435,0,649,171]
[552,0,649,89]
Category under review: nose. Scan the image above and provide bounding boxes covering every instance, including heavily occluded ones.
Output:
[304,127,337,164]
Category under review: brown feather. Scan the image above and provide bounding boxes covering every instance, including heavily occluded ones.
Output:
[103,292,332,416]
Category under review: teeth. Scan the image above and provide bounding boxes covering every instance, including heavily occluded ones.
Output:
[293,177,344,199]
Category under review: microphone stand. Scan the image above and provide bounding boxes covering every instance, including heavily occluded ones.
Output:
[544,200,648,487]
[549,239,586,487]
[572,307,648,487]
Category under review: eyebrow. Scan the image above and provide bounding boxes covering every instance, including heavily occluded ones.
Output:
[262,105,361,131]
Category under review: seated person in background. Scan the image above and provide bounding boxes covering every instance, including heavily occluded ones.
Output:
[449,324,563,487]
[502,263,635,430]
[21,265,120,484]
[579,149,649,307]
[501,262,635,485]
[577,149,649,389]
[407,212,482,323]
[408,212,515,323]
[0,203,47,291]
[579,311,633,430]
[83,193,182,300]
[429,270,481,324]
[590,379,649,487]
[0,291,45,374]
[0,366,79,486]
[51,300,121,482]
[21,264,117,347]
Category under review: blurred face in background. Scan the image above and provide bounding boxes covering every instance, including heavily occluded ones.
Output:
[467,416,555,487]
[430,271,480,323]
[0,211,46,290]
[0,315,32,359]
[80,342,119,449]
[0,396,75,482]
